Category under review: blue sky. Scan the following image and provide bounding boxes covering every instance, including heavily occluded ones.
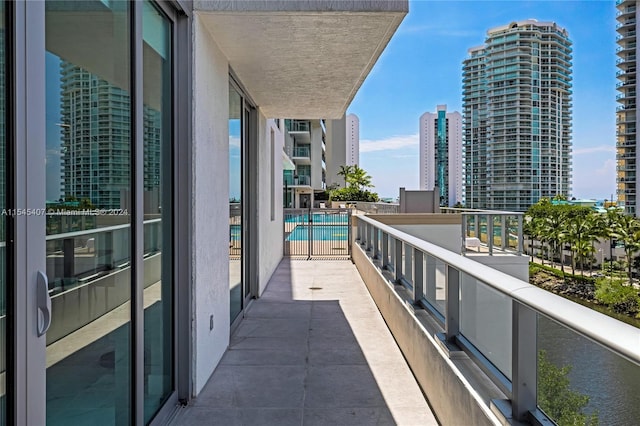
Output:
[349,0,618,200]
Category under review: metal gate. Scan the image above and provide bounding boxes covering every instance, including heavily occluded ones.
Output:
[284,208,351,258]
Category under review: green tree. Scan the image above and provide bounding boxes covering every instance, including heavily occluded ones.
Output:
[337,165,353,188]
[538,350,599,426]
[612,214,640,282]
[348,165,374,190]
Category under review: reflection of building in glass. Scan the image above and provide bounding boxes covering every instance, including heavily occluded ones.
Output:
[0,28,4,214]
[420,105,463,207]
[61,63,161,209]
[463,19,573,211]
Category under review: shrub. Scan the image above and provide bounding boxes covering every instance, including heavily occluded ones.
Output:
[595,279,640,316]
[330,187,379,202]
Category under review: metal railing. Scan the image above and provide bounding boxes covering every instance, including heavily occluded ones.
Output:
[292,146,310,158]
[354,214,640,423]
[441,208,524,255]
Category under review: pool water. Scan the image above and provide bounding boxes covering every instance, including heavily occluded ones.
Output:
[285,213,349,224]
[286,225,348,241]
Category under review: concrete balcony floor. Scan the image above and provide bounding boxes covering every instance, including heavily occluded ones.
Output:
[171,259,438,425]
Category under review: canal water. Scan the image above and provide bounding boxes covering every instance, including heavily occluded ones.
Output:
[538,315,640,425]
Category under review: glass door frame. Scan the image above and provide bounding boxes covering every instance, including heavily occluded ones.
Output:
[229,74,258,330]
[8,1,193,425]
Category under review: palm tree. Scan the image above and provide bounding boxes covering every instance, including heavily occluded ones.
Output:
[337,165,353,188]
[565,207,593,275]
[612,214,640,283]
[348,165,374,190]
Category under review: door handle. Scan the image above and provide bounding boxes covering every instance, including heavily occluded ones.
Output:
[37,270,52,337]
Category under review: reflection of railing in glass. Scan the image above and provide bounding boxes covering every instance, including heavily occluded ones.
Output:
[45,218,162,295]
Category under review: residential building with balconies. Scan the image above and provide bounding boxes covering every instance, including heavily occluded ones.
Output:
[463,19,573,211]
[420,105,463,207]
[616,0,639,215]
[283,119,327,208]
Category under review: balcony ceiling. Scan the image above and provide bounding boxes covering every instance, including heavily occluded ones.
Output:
[195,1,407,119]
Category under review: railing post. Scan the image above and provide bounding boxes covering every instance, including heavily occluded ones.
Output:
[445,265,460,341]
[518,214,524,255]
[425,255,436,303]
[368,223,374,252]
[501,215,507,251]
[373,227,380,259]
[395,238,403,282]
[413,248,423,303]
[364,223,370,251]
[382,232,389,269]
[474,214,479,241]
[357,217,362,242]
[390,237,396,271]
[461,213,466,254]
[488,214,494,255]
[512,301,537,421]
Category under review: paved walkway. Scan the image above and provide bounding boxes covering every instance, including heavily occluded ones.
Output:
[171,259,438,426]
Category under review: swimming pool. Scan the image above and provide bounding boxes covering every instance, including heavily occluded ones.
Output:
[284,213,349,224]
[286,225,348,241]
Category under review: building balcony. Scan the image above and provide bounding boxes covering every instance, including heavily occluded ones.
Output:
[171,260,438,425]
[284,174,311,187]
[173,209,640,426]
[617,55,637,65]
[291,146,311,164]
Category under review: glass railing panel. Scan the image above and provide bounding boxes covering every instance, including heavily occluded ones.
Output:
[424,256,446,316]
[460,273,512,379]
[537,314,640,425]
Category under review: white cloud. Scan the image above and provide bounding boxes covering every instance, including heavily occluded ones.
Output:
[596,159,616,176]
[573,145,615,155]
[360,134,419,153]
[229,136,241,148]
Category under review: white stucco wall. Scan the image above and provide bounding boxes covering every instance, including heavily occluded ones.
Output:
[257,116,285,296]
[192,14,230,396]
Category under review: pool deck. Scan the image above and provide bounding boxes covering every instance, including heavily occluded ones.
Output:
[170,259,438,426]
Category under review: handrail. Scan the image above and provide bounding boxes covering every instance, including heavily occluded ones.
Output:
[441,207,524,216]
[356,214,640,367]
[45,218,161,241]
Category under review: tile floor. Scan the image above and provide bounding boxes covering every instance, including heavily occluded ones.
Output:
[171,259,438,426]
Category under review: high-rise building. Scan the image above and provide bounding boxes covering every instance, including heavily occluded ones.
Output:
[419,105,463,206]
[346,113,360,166]
[463,19,573,211]
[325,113,360,189]
[283,119,327,207]
[60,63,162,209]
[616,1,639,216]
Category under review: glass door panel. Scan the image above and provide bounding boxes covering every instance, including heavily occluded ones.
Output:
[45,1,131,424]
[0,1,6,422]
[142,1,173,422]
[229,84,242,322]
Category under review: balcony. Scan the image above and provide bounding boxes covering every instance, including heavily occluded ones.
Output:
[171,260,438,425]
[287,120,312,144]
[167,208,640,425]
[284,174,311,187]
[291,146,311,164]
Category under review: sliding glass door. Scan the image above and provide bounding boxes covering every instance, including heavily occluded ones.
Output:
[229,80,257,325]
[0,1,7,423]
[42,1,176,424]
